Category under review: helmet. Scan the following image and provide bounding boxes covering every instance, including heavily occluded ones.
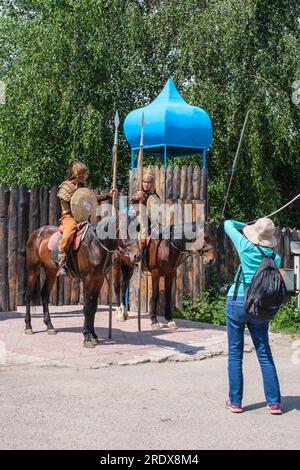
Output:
[143,166,155,183]
[69,161,89,183]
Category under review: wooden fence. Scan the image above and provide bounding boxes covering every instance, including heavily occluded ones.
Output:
[0,165,298,313]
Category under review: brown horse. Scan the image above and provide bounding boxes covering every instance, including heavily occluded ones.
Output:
[25,219,140,347]
[114,221,216,328]
[112,251,133,322]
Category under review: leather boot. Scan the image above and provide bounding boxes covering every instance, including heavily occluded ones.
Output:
[57,250,68,277]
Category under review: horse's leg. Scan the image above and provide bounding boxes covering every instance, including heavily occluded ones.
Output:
[164,272,177,329]
[82,294,97,348]
[150,270,160,329]
[82,277,103,348]
[41,268,57,335]
[114,263,124,322]
[90,277,106,345]
[25,268,40,334]
[121,265,133,320]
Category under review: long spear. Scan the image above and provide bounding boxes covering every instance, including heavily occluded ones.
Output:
[137,112,144,332]
[108,110,120,340]
[221,109,250,220]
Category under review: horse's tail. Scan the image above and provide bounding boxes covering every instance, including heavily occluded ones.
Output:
[25,232,42,306]
[25,265,41,306]
[31,274,41,306]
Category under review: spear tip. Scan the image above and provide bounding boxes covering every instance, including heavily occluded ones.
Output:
[114,110,120,128]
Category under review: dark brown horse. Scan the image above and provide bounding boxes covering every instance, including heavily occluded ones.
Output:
[114,221,216,328]
[112,251,133,322]
[25,219,140,347]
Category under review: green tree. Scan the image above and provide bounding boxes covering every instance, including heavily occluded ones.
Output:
[0,0,299,225]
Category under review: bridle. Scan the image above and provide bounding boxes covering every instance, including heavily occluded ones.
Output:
[167,239,214,256]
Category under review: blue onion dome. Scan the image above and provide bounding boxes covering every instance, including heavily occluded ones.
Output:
[123,78,212,155]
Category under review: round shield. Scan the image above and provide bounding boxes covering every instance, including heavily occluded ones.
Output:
[70,188,98,223]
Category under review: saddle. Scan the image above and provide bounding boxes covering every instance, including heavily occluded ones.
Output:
[48,222,89,277]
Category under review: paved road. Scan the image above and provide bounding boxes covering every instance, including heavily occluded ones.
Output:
[0,335,299,450]
[0,307,227,367]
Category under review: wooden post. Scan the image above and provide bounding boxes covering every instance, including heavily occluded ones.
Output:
[29,185,40,234]
[166,166,172,199]
[175,199,184,310]
[17,184,29,306]
[49,186,59,226]
[283,228,291,269]
[49,186,59,305]
[180,166,187,200]
[200,167,208,219]
[58,278,64,306]
[173,165,181,200]
[64,275,72,305]
[160,166,165,203]
[154,166,160,197]
[8,184,19,310]
[186,165,193,201]
[79,280,84,305]
[0,184,10,311]
[28,186,41,306]
[193,254,201,300]
[193,165,201,200]
[129,168,138,200]
[39,185,49,227]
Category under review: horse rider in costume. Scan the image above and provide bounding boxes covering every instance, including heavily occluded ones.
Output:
[57,161,115,276]
[130,167,161,257]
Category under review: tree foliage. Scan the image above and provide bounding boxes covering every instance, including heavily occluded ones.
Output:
[0,0,299,225]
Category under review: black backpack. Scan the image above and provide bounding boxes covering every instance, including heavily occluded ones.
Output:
[233,245,288,321]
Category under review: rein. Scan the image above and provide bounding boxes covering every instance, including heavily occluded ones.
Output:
[96,237,118,254]
[167,238,214,256]
[247,193,300,224]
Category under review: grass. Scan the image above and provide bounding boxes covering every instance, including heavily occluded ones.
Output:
[173,291,300,336]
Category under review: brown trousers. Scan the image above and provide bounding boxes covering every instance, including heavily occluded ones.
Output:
[58,214,77,253]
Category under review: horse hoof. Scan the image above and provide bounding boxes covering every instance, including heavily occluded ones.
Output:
[117,315,126,322]
[47,328,57,335]
[151,323,161,330]
[91,337,99,345]
[116,306,127,322]
[83,340,95,349]
[167,321,178,330]
[25,328,34,335]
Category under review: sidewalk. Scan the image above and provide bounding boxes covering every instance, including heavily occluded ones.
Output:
[0,305,234,368]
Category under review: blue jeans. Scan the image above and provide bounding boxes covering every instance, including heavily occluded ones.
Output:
[226,296,281,406]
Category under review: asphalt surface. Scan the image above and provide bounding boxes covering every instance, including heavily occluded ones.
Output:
[0,335,299,450]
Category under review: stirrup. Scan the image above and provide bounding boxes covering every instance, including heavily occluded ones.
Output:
[57,263,68,277]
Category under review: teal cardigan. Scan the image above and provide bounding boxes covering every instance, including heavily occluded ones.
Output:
[224,220,281,297]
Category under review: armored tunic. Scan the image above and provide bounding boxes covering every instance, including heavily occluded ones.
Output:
[130,190,161,239]
[58,180,84,216]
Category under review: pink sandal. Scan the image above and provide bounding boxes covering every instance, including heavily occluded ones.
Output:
[267,404,282,415]
[225,401,243,413]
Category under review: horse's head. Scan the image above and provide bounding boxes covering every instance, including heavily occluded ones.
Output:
[117,239,142,266]
[201,220,216,266]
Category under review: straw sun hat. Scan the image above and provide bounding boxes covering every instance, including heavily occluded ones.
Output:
[243,217,277,248]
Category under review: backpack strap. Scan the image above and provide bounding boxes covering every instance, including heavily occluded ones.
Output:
[233,265,243,301]
[255,244,276,260]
